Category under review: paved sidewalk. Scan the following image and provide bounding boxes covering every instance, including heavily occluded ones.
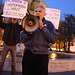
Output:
[3,71,75,75]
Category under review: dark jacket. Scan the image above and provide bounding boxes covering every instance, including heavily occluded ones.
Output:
[0,16,23,45]
[20,18,57,54]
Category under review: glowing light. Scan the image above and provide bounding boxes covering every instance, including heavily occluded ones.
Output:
[50,53,57,60]
[51,48,56,51]
[6,52,11,58]
[60,49,63,51]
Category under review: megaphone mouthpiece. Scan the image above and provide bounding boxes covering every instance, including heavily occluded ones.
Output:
[37,16,40,20]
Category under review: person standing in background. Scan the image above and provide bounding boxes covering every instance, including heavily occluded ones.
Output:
[0,14,23,75]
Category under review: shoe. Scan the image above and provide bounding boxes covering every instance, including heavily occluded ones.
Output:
[0,70,2,75]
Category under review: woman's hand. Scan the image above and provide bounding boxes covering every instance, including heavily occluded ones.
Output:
[39,19,44,30]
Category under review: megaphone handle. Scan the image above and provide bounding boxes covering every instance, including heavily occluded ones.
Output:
[37,16,40,20]
[24,30,33,37]
[27,10,30,15]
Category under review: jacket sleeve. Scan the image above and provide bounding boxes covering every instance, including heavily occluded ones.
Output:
[19,25,23,31]
[0,16,6,29]
[41,21,57,44]
[20,30,33,43]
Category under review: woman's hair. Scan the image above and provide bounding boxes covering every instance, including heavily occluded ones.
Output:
[36,5,45,10]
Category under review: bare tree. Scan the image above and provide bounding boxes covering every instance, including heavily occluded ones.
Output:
[65,14,75,52]
[0,0,3,13]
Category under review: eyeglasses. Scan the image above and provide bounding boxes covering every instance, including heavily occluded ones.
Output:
[12,18,17,20]
[35,10,42,12]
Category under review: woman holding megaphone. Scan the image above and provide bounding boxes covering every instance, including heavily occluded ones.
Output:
[21,5,57,75]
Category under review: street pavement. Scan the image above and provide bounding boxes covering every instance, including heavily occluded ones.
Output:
[2,71,75,75]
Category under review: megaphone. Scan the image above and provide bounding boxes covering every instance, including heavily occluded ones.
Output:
[22,14,39,32]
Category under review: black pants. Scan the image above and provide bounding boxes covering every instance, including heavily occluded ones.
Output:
[22,50,49,75]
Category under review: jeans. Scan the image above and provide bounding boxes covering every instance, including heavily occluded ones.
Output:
[0,44,16,75]
[22,50,49,75]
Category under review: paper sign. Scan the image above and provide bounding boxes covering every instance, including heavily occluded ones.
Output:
[45,8,60,29]
[2,0,28,19]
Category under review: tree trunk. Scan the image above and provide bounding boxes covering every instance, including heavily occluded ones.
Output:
[67,40,70,52]
[64,41,66,52]
[59,42,60,51]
